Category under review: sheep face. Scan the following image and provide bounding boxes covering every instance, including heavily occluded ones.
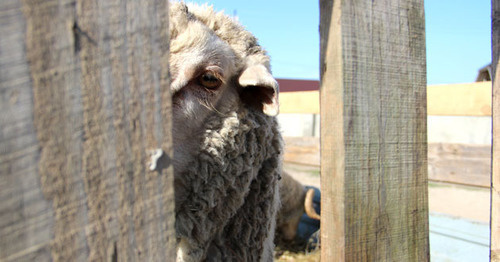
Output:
[170,23,239,141]
[169,3,280,171]
[169,3,282,262]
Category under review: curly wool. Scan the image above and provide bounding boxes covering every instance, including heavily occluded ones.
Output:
[169,2,271,69]
[169,2,283,261]
[175,107,282,261]
[275,173,308,250]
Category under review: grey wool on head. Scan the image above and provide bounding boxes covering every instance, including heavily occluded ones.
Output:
[169,2,283,261]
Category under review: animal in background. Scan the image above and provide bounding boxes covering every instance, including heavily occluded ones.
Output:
[276,172,320,251]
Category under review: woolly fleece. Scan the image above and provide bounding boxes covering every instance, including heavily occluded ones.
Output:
[169,2,283,261]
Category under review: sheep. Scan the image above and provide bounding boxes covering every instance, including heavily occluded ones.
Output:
[169,2,282,261]
[276,172,320,251]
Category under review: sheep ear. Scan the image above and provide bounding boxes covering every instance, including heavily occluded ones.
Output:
[238,64,279,116]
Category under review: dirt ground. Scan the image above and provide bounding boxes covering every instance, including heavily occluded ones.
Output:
[428,182,490,223]
[283,163,491,223]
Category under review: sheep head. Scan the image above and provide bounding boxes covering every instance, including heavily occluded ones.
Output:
[168,3,283,261]
[169,2,279,143]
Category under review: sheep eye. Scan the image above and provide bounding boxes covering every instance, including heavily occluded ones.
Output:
[199,71,222,89]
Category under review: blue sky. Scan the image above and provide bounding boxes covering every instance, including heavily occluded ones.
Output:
[189,0,491,85]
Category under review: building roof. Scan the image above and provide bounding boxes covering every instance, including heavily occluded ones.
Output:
[476,64,491,82]
[276,78,319,92]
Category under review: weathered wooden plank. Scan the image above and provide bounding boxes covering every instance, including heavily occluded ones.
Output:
[491,0,500,260]
[283,137,321,166]
[428,143,491,188]
[283,137,490,188]
[319,0,429,261]
[0,0,175,261]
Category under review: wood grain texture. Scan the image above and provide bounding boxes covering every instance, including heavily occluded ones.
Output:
[283,137,490,188]
[491,0,500,260]
[428,143,491,188]
[0,0,175,261]
[320,0,429,261]
[283,137,321,166]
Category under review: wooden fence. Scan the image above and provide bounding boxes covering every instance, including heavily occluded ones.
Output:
[279,81,493,188]
[0,0,499,261]
[0,0,175,260]
[319,0,429,260]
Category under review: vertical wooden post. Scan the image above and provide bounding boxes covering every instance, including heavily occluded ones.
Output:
[319,0,429,261]
[0,0,175,261]
[491,0,500,260]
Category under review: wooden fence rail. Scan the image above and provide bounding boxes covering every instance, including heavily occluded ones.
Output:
[4,0,499,261]
[0,0,175,260]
